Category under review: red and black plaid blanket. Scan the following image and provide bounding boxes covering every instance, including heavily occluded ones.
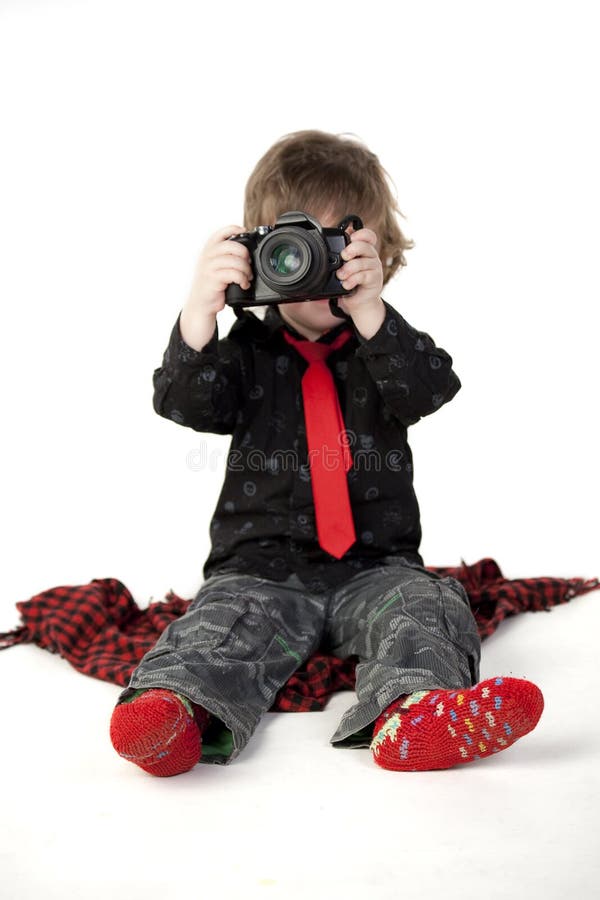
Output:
[1,558,597,712]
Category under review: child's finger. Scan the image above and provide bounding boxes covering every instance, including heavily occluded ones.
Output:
[340,273,362,290]
[207,241,251,262]
[340,266,380,290]
[212,265,253,290]
[337,259,365,279]
[337,257,380,280]
[208,224,249,245]
[341,240,379,261]
[348,227,378,245]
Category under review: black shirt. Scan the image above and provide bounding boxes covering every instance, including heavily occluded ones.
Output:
[152,299,461,594]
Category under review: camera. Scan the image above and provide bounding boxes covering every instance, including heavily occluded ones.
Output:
[224,210,364,319]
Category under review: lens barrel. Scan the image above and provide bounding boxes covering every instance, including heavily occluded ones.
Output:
[257,226,329,296]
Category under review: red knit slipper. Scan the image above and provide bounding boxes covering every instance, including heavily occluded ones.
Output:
[109,689,210,777]
[370,676,544,771]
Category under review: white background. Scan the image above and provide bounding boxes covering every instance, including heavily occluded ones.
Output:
[1,2,598,899]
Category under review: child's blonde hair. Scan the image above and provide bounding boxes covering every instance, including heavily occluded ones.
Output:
[243,129,414,287]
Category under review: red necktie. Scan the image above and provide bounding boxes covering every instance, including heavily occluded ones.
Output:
[282,327,357,559]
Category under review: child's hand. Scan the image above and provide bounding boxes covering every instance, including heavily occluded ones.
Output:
[180,225,253,350]
[187,225,254,318]
[335,227,384,318]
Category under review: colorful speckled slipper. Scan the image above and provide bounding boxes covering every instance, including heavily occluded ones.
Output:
[370,677,544,771]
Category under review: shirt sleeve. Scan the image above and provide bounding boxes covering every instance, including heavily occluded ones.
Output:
[352,299,461,427]
[152,311,246,434]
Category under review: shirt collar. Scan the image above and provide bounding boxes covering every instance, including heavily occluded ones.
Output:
[261,303,353,344]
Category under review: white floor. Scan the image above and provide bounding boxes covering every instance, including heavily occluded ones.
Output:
[1,584,599,900]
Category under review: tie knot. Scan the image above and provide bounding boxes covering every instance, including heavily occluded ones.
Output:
[282,326,352,364]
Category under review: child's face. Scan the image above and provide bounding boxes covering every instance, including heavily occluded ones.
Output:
[275,212,378,341]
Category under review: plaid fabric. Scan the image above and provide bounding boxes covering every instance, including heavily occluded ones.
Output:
[1,558,597,713]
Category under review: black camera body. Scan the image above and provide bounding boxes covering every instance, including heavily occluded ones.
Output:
[224,211,363,315]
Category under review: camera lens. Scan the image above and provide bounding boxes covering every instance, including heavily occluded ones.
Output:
[269,242,303,276]
[258,225,327,296]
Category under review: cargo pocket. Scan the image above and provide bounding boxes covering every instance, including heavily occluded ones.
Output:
[203,597,280,663]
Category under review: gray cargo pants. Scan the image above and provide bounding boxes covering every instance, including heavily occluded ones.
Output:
[117,555,481,764]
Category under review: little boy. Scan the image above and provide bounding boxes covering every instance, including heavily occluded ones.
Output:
[110,130,544,776]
